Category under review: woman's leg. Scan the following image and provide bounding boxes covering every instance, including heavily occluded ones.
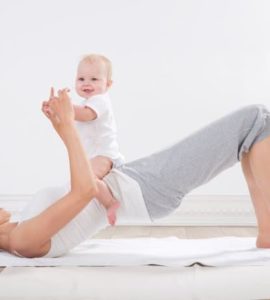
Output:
[119,104,270,220]
[244,135,270,247]
[7,90,98,258]
[241,152,270,247]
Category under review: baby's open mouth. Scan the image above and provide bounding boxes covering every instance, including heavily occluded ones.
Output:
[83,89,93,93]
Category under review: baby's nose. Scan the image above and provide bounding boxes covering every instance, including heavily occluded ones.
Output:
[83,81,92,87]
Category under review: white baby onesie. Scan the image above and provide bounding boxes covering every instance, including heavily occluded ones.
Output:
[75,92,125,166]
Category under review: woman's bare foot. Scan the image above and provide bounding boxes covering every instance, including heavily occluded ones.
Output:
[256,233,270,248]
[95,180,120,226]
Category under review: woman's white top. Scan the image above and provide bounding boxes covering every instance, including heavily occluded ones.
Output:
[19,169,151,257]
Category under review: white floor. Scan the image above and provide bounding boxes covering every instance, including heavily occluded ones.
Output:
[1,226,270,300]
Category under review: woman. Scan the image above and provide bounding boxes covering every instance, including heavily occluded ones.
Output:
[1,89,270,258]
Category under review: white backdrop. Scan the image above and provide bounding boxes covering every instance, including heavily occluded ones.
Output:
[0,0,270,195]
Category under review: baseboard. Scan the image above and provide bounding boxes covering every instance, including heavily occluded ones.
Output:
[153,195,256,226]
[0,194,256,226]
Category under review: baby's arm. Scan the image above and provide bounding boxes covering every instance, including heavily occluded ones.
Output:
[42,88,97,122]
[73,105,97,122]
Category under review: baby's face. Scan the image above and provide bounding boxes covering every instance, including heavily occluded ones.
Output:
[75,61,111,99]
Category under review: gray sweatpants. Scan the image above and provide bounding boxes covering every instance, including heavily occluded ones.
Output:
[117,104,270,220]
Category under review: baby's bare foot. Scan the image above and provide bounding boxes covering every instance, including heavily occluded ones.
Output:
[95,179,121,225]
[107,201,120,226]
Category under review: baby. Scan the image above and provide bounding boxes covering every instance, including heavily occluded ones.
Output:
[73,54,124,225]
[44,54,124,225]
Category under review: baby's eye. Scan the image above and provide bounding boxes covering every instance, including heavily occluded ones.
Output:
[78,77,84,81]
[91,77,98,81]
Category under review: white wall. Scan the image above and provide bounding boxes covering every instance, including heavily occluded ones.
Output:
[0,0,270,195]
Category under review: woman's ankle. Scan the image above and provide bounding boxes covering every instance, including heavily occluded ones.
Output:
[256,233,270,248]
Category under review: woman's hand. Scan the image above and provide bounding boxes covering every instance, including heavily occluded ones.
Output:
[41,87,59,120]
[42,87,75,136]
[49,87,74,124]
[41,92,52,119]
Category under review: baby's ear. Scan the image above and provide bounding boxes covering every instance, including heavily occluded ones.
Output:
[107,80,113,88]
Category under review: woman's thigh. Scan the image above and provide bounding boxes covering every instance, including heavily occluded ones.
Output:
[119,104,270,219]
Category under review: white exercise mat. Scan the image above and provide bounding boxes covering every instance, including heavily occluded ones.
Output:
[1,236,270,267]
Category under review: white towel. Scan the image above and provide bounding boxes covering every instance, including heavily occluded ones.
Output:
[1,236,270,267]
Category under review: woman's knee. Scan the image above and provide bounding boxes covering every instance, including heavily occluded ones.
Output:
[242,104,268,121]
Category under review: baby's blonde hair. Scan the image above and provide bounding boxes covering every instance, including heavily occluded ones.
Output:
[79,54,112,81]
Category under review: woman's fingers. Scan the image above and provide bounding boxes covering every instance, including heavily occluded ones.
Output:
[42,99,57,120]
[50,87,55,100]
[42,104,52,119]
[48,87,69,104]
[43,87,74,126]
[44,105,60,124]
[42,88,64,128]
[41,87,55,119]
[41,101,50,118]
[48,96,59,110]
[57,88,70,99]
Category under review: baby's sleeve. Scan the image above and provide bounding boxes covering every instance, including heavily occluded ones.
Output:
[83,95,109,118]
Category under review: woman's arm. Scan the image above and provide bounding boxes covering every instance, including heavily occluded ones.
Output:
[8,89,99,257]
[47,89,97,193]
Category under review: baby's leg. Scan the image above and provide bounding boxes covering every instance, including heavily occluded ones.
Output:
[96,180,120,226]
[91,156,113,179]
[90,156,120,226]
